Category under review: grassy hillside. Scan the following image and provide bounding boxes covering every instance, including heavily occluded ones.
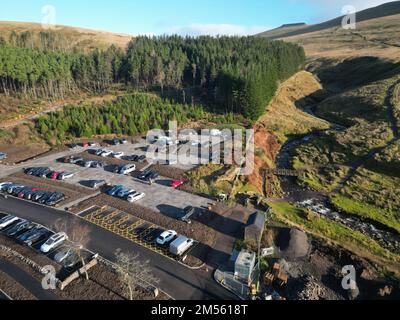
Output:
[260,2,400,62]
[0,21,133,50]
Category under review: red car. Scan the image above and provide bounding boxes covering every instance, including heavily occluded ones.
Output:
[171,180,186,189]
[50,172,61,180]
[82,142,90,148]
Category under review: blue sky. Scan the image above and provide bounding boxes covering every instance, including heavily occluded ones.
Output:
[0,0,392,36]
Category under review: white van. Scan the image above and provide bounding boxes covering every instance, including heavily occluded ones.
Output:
[169,236,194,256]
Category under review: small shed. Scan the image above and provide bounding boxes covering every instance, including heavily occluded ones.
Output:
[245,212,266,244]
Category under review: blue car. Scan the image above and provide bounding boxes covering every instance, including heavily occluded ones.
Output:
[107,185,124,196]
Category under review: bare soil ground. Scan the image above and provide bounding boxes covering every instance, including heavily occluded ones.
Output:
[0,144,51,165]
[269,227,400,300]
[0,172,97,207]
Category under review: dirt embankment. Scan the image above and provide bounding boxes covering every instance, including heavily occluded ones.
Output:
[247,71,329,195]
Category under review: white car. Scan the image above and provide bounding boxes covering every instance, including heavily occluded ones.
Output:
[119,164,136,175]
[0,215,19,230]
[112,151,124,159]
[58,172,74,180]
[127,192,145,203]
[156,230,177,246]
[100,150,113,157]
[95,149,105,156]
[41,232,68,253]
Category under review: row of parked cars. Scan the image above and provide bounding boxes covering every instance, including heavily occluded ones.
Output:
[64,156,105,169]
[25,167,74,181]
[107,185,146,203]
[0,182,65,207]
[0,214,80,269]
[95,148,147,163]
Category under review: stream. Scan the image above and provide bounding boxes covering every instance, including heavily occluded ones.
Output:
[274,105,400,254]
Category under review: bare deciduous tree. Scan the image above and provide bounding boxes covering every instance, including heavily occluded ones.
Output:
[114,249,160,300]
[53,218,92,280]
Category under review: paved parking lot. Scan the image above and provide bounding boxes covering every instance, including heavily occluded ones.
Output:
[0,141,213,217]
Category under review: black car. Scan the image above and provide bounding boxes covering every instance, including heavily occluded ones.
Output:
[5,221,35,238]
[34,167,51,178]
[11,186,26,196]
[39,192,54,204]
[137,155,146,163]
[111,139,120,146]
[18,227,52,246]
[45,192,65,206]
[126,155,139,162]
[138,170,151,180]
[31,190,47,201]
[87,180,106,189]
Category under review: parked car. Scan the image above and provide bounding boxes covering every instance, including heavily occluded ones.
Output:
[82,142,90,148]
[137,155,147,163]
[121,138,128,145]
[126,155,139,162]
[171,180,186,189]
[117,188,135,199]
[89,142,97,147]
[0,152,7,160]
[41,232,68,253]
[138,170,151,180]
[45,192,65,206]
[156,230,177,246]
[112,151,124,159]
[54,248,73,263]
[0,182,12,192]
[0,215,20,230]
[84,160,94,168]
[9,185,25,196]
[48,171,61,180]
[108,185,124,196]
[127,192,145,203]
[95,149,105,156]
[31,190,48,202]
[87,180,106,189]
[69,157,84,164]
[169,236,195,256]
[36,168,51,178]
[19,187,39,200]
[18,228,52,246]
[109,165,122,173]
[100,150,113,157]
[111,139,121,146]
[91,161,105,168]
[58,172,74,180]
[5,221,35,238]
[119,164,136,175]
[24,188,41,200]
[38,192,54,204]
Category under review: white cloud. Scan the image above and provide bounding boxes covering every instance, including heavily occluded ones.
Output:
[167,23,272,37]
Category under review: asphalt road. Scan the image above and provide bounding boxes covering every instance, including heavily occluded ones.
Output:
[0,258,58,300]
[0,196,237,300]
